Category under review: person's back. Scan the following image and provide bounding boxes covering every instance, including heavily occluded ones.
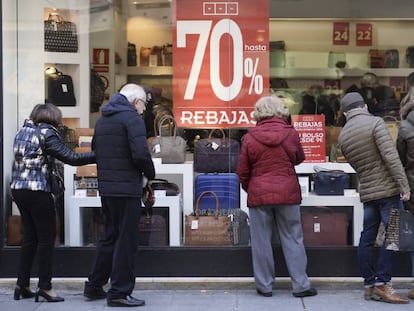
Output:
[93,92,155,197]
[339,106,404,203]
[338,92,410,304]
[86,83,155,307]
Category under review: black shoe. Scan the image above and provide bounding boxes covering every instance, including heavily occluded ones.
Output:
[35,288,64,302]
[256,289,272,297]
[84,281,107,300]
[107,295,145,307]
[14,285,35,300]
[293,288,318,298]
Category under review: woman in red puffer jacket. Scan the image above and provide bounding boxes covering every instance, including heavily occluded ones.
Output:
[237,95,317,299]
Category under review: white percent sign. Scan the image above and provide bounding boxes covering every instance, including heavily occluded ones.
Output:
[244,57,263,95]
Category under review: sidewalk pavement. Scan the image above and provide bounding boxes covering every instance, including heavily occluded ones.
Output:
[1,277,414,310]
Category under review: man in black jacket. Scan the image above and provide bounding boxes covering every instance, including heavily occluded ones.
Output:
[84,83,155,307]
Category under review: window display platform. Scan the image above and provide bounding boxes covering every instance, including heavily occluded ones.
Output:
[64,164,183,246]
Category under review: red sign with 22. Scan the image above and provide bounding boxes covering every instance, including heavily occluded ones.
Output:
[173,0,269,128]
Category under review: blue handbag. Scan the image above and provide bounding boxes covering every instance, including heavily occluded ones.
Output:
[313,166,349,195]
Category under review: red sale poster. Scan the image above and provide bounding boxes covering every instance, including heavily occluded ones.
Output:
[173,0,269,128]
[291,115,326,163]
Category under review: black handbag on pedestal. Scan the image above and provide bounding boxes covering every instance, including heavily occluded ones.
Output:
[45,67,76,106]
[313,166,349,195]
[193,129,240,173]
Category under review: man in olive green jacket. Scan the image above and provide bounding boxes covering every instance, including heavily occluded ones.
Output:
[338,92,411,304]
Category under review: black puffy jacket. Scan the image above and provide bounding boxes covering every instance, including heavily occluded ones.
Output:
[92,93,155,197]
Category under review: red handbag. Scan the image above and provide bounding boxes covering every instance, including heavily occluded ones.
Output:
[301,206,349,246]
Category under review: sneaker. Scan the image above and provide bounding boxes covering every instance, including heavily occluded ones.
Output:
[372,284,409,304]
[364,286,374,300]
[292,288,317,298]
[83,281,107,300]
[408,288,414,300]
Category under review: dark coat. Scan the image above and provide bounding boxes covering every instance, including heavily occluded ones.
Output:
[397,110,414,211]
[237,117,305,207]
[92,93,155,197]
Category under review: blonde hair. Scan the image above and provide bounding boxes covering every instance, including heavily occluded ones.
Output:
[252,95,290,121]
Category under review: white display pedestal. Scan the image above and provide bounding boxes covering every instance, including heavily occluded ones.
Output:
[64,164,183,246]
[240,162,363,246]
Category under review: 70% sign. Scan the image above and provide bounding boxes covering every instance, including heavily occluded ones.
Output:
[177,19,264,101]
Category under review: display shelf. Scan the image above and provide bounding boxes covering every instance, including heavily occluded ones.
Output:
[42,4,90,127]
[44,52,81,64]
[240,162,362,246]
[127,66,173,76]
[341,68,414,77]
[64,164,183,246]
[270,67,344,79]
[270,67,414,79]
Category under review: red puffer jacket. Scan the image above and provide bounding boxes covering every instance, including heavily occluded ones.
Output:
[237,117,305,207]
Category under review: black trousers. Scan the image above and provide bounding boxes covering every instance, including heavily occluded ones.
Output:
[12,189,56,290]
[87,196,140,299]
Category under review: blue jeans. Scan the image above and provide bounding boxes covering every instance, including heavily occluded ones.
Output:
[358,195,402,287]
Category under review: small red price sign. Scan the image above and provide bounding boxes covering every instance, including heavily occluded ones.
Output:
[356,23,373,46]
[333,22,349,45]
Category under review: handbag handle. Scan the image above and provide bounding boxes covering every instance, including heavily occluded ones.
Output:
[48,12,65,22]
[157,115,177,138]
[208,128,226,140]
[194,191,220,218]
[383,115,399,123]
[313,165,344,174]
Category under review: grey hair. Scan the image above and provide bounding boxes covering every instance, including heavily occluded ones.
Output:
[119,83,146,104]
[252,95,290,121]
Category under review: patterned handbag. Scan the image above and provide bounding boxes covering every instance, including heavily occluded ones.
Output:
[385,208,414,252]
[44,13,78,53]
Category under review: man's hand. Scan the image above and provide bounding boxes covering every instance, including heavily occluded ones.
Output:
[400,192,411,202]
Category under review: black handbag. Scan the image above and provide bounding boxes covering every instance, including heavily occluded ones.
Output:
[128,42,137,66]
[44,13,78,53]
[150,178,180,196]
[49,166,65,199]
[45,67,76,106]
[313,166,349,195]
[193,129,240,173]
[90,68,107,113]
[406,46,414,68]
[385,208,414,252]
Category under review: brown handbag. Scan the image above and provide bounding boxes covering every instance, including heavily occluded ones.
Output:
[185,191,232,246]
[7,215,22,246]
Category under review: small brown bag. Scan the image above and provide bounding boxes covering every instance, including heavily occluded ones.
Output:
[7,215,22,246]
[185,191,232,246]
